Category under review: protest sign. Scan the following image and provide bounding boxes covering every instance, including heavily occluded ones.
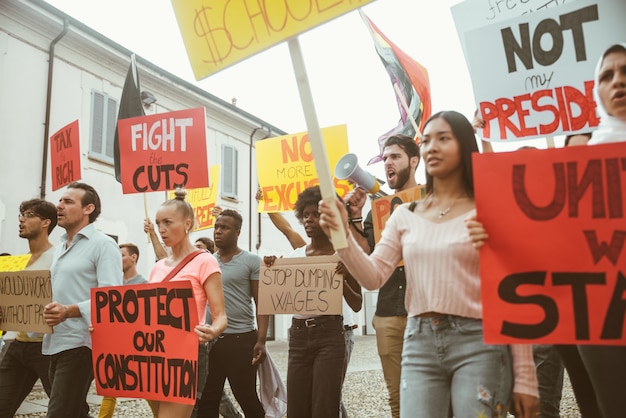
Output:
[0,270,52,333]
[460,0,626,141]
[91,281,199,404]
[451,0,576,68]
[118,107,209,194]
[50,120,81,191]
[371,186,426,242]
[474,141,626,345]
[256,125,350,212]
[258,255,343,315]
[169,165,220,230]
[0,254,31,272]
[171,0,376,79]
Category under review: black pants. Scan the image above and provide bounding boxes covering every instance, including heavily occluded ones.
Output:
[197,331,264,417]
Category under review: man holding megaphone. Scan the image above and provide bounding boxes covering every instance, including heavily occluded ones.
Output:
[341,134,420,418]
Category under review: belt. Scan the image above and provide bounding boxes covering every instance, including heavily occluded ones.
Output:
[344,324,358,331]
[292,315,342,328]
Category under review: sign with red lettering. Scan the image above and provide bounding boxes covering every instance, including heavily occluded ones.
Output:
[118,107,208,194]
[50,120,81,191]
[473,142,626,345]
[371,186,426,243]
[462,0,626,141]
[91,281,199,404]
[256,125,350,212]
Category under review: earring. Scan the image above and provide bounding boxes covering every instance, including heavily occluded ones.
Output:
[185,229,189,234]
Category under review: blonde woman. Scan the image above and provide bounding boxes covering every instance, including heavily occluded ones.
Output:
[149,189,227,418]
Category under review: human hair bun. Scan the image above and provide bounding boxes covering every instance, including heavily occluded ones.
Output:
[173,188,187,201]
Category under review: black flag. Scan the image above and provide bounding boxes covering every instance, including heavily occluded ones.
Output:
[114,54,145,182]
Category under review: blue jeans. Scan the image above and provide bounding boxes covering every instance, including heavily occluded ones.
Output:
[533,345,564,418]
[0,340,51,417]
[288,316,346,418]
[401,316,513,418]
[47,346,94,418]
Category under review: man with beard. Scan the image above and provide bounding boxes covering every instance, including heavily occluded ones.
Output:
[43,182,122,418]
[345,134,420,418]
[0,199,57,416]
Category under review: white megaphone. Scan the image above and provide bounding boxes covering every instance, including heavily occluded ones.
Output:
[335,153,386,196]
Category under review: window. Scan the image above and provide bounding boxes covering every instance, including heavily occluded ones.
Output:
[89,90,118,164]
[221,144,238,200]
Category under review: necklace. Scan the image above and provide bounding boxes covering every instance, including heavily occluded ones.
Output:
[432,195,459,218]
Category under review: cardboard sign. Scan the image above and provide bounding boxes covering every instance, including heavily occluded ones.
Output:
[461,0,626,141]
[0,270,52,333]
[371,186,426,242]
[256,125,350,212]
[169,165,220,230]
[91,281,199,404]
[171,0,377,79]
[118,107,209,194]
[50,120,82,191]
[473,141,626,345]
[258,255,343,315]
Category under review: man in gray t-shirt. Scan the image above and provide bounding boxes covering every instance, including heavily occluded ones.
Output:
[197,209,267,417]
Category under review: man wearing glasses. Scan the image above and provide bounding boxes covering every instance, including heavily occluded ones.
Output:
[0,199,57,416]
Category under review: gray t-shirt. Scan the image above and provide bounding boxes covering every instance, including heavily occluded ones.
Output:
[125,274,147,285]
[208,250,260,334]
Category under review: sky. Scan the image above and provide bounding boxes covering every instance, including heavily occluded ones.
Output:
[43,0,545,189]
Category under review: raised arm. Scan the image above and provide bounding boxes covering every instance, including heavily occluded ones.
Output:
[144,218,168,260]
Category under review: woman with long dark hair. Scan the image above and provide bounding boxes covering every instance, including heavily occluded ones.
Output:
[319,111,539,418]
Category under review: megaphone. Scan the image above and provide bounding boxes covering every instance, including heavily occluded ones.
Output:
[335,153,386,196]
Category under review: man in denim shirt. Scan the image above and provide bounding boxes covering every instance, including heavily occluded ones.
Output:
[43,182,122,418]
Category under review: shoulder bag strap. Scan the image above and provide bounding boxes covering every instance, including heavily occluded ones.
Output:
[161,249,205,283]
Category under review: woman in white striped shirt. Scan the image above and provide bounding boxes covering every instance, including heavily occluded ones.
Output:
[319,110,539,418]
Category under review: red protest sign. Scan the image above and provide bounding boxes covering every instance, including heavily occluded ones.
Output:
[473,142,626,345]
[118,107,208,194]
[50,120,81,191]
[91,281,199,404]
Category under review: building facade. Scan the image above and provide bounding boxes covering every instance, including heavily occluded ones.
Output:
[0,0,368,339]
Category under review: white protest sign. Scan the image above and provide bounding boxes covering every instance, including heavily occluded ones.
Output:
[463,0,626,141]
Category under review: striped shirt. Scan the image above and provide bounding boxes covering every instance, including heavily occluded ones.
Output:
[338,205,538,397]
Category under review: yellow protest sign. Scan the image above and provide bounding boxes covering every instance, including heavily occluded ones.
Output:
[169,165,220,230]
[256,125,350,212]
[258,255,343,315]
[170,0,377,79]
[0,254,32,272]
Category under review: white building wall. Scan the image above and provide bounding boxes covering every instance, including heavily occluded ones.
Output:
[0,0,369,339]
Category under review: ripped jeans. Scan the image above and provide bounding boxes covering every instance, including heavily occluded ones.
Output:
[400,315,513,418]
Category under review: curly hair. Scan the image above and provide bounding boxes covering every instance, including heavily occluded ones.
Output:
[294,186,321,221]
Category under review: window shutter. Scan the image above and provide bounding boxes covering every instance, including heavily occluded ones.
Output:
[105,97,117,158]
[91,92,104,154]
[221,144,238,199]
